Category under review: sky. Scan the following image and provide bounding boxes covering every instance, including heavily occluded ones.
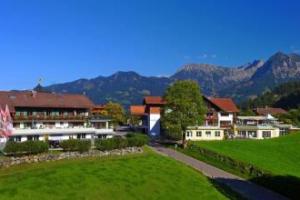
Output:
[0,0,300,90]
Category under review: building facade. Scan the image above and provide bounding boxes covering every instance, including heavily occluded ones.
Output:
[186,126,225,141]
[0,91,115,148]
[234,116,280,139]
[130,96,165,137]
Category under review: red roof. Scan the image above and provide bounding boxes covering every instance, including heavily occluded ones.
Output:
[255,107,287,116]
[0,91,95,112]
[206,97,239,113]
[143,96,166,105]
[130,105,146,115]
[149,107,161,114]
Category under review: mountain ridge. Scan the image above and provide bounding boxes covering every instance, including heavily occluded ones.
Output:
[42,52,300,107]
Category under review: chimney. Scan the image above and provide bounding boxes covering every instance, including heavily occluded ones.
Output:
[31,90,37,98]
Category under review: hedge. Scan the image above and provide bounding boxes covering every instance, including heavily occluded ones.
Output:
[4,141,49,156]
[186,144,269,178]
[95,133,149,151]
[59,139,91,153]
[126,133,149,147]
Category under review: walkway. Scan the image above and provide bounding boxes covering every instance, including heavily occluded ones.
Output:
[151,144,288,200]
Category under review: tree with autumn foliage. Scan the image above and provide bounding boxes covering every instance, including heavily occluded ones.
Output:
[104,102,126,125]
[161,80,206,147]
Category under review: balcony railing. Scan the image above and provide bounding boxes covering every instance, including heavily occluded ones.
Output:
[13,115,87,121]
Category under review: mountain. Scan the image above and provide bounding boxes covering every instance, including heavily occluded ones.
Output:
[43,71,171,107]
[171,60,264,96]
[226,52,300,101]
[241,81,300,110]
[42,52,300,108]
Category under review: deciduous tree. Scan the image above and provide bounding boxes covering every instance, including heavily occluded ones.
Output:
[104,102,126,125]
[161,80,206,147]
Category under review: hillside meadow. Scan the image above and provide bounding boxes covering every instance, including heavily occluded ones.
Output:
[185,133,300,199]
[191,133,300,177]
[0,148,230,200]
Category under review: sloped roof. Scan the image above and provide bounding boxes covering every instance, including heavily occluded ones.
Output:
[149,107,161,114]
[143,96,166,105]
[255,107,287,116]
[206,97,239,113]
[130,105,146,115]
[0,91,95,112]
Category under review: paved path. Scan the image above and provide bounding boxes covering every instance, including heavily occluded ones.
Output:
[151,144,288,200]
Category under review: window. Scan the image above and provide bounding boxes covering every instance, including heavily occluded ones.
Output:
[186,131,192,137]
[205,131,211,137]
[215,131,221,137]
[262,131,271,138]
[77,134,86,139]
[27,135,40,141]
[196,131,202,137]
[238,131,247,137]
[98,135,107,139]
[248,131,257,137]
[220,113,229,117]
[12,136,21,142]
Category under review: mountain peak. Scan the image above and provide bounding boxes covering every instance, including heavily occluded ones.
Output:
[110,71,141,78]
[269,51,289,61]
[176,63,219,73]
[241,60,264,70]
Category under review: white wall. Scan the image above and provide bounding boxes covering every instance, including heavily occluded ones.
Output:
[148,113,160,137]
[218,113,233,126]
[234,127,280,139]
[186,127,225,141]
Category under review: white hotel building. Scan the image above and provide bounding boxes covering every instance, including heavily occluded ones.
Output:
[0,91,115,148]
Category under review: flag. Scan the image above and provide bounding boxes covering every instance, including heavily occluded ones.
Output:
[0,105,13,138]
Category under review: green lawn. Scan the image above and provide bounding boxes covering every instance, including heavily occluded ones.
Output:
[0,148,229,200]
[191,133,300,177]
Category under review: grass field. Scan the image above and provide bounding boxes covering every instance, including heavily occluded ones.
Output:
[0,148,229,200]
[191,133,300,177]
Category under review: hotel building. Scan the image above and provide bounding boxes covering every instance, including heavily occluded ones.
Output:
[0,91,114,148]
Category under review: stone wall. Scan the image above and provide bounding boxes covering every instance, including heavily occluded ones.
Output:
[0,147,143,168]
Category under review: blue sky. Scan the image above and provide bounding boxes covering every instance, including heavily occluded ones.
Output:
[0,0,300,90]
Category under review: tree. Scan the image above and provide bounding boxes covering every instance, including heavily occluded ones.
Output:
[239,108,255,116]
[104,102,126,125]
[161,80,206,147]
[129,115,141,126]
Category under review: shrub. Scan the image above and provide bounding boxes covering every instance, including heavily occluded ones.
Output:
[114,136,128,149]
[4,140,49,156]
[95,136,127,151]
[126,133,149,147]
[95,133,149,151]
[60,139,91,153]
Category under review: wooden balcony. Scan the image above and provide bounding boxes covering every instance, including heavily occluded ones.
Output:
[13,115,87,122]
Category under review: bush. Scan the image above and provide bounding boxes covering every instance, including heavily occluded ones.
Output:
[60,139,91,153]
[126,133,149,147]
[95,133,149,151]
[95,136,127,151]
[4,140,49,156]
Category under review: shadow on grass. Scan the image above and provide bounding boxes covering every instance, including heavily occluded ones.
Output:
[213,177,290,200]
[212,175,300,200]
[209,178,247,200]
[250,175,300,200]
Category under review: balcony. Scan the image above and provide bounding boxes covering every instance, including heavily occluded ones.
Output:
[13,115,87,121]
